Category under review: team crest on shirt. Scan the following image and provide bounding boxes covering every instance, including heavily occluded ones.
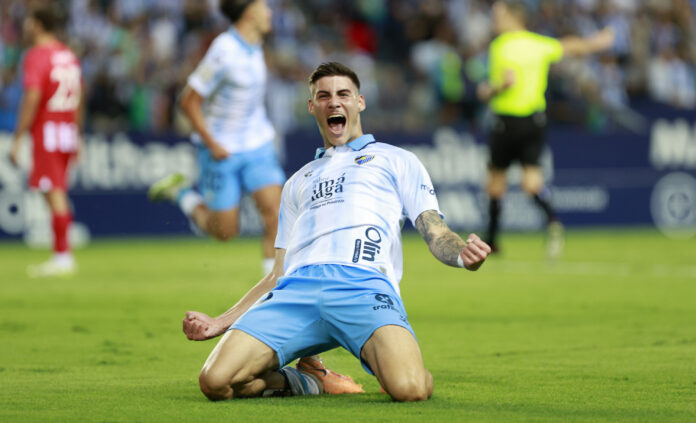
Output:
[354,154,375,165]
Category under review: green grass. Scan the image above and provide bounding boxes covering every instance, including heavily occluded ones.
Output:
[1,229,695,422]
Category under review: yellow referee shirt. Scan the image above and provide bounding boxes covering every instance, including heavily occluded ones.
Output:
[489,30,563,117]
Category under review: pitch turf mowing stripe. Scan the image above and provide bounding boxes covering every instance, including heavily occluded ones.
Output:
[0,230,694,422]
[488,260,696,278]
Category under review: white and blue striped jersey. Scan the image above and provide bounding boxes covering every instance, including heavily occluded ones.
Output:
[276,134,441,296]
[187,27,275,153]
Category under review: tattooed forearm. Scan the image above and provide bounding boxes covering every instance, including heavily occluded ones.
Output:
[415,210,466,267]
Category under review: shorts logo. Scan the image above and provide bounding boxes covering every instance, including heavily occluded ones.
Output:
[373,294,397,311]
[352,226,382,263]
[260,292,273,303]
[354,155,375,165]
[375,294,393,305]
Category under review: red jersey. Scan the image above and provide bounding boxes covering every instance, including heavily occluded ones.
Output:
[23,41,81,155]
[23,41,82,191]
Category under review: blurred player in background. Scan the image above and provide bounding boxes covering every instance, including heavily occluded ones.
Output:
[148,0,284,275]
[10,4,83,277]
[182,62,490,402]
[477,0,615,258]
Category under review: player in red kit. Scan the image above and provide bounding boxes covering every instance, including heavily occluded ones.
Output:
[10,5,83,277]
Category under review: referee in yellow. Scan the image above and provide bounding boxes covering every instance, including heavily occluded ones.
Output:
[477,0,615,258]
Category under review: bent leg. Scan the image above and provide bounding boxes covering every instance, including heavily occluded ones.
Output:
[199,329,279,400]
[191,207,240,241]
[486,167,507,199]
[44,189,71,215]
[44,189,73,255]
[251,185,282,259]
[522,165,558,222]
[486,168,507,250]
[520,165,543,196]
[361,325,433,402]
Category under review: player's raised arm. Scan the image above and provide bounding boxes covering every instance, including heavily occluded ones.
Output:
[414,210,491,271]
[560,27,615,57]
[183,248,287,340]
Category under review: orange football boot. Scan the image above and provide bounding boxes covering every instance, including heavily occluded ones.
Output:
[296,356,364,394]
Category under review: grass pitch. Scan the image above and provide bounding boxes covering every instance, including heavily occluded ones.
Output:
[1,229,694,422]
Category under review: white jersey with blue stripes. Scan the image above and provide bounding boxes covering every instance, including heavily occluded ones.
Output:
[276,134,442,296]
[187,27,275,153]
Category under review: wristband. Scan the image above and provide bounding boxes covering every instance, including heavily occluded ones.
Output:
[457,252,466,268]
[457,239,473,268]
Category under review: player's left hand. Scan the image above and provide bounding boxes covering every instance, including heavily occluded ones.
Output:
[460,233,491,271]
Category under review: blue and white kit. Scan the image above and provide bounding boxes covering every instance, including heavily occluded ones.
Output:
[231,134,442,372]
[187,27,284,209]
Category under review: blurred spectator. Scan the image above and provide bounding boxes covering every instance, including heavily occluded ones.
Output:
[648,45,696,108]
[0,0,694,135]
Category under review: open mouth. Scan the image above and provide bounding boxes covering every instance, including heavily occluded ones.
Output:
[327,114,346,135]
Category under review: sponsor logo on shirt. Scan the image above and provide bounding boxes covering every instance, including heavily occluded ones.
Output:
[352,226,382,263]
[421,184,435,195]
[354,154,375,165]
[311,174,345,201]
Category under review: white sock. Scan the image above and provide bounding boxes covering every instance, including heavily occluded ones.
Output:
[53,252,74,265]
[262,258,274,275]
[278,367,321,396]
[178,189,203,217]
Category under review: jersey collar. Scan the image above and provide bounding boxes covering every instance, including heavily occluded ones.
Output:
[229,26,260,54]
[314,134,375,159]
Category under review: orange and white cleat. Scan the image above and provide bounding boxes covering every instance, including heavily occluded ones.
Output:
[296,356,364,394]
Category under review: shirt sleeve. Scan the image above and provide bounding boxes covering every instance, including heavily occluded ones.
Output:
[274,178,299,249]
[396,151,442,225]
[543,35,564,63]
[22,49,45,90]
[187,39,230,98]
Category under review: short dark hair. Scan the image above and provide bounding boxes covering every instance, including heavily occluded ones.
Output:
[308,62,361,91]
[219,0,255,23]
[31,3,66,33]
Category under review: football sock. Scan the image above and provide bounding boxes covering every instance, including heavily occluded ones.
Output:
[53,252,74,265]
[486,198,501,246]
[277,367,321,396]
[52,213,72,254]
[532,189,557,223]
[262,258,274,275]
[177,188,203,217]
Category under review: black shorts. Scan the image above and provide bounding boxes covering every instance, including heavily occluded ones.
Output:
[489,113,547,169]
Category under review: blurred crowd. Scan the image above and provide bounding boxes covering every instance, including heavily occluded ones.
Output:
[1,0,695,137]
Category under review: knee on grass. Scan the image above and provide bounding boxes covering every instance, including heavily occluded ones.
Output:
[385,375,431,402]
[199,368,254,401]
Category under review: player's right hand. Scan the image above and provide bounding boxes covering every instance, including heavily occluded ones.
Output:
[9,141,21,167]
[209,143,230,161]
[183,311,224,341]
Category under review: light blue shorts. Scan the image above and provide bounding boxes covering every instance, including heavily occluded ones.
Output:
[230,264,416,374]
[197,142,285,211]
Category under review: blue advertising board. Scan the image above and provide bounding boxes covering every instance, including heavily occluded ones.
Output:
[1,103,695,245]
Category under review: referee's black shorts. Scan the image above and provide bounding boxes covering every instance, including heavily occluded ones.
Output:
[489,112,547,170]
